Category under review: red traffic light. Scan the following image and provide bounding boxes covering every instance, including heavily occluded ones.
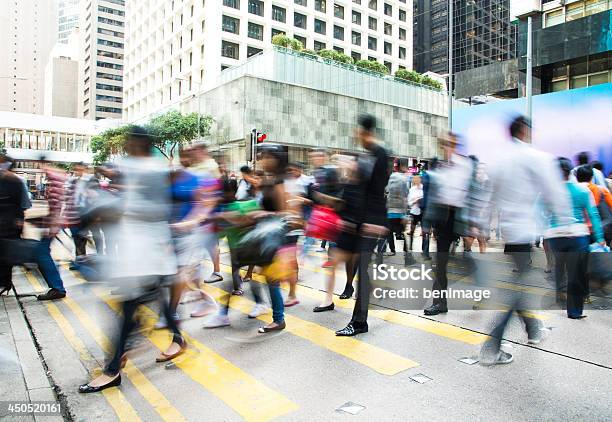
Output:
[256,133,267,143]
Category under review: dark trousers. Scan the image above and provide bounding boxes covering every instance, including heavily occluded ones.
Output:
[70,227,87,257]
[0,265,12,291]
[549,236,590,318]
[105,283,181,375]
[432,207,457,308]
[483,243,540,355]
[351,236,379,325]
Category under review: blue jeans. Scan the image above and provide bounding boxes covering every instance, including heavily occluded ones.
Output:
[267,281,284,323]
[549,236,589,318]
[38,238,65,293]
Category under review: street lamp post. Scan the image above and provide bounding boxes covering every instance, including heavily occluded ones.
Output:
[448,0,454,131]
[526,15,533,125]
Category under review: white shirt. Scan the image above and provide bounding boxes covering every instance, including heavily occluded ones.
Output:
[432,153,473,208]
[408,185,423,215]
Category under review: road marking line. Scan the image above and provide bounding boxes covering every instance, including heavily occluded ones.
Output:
[20,270,142,422]
[62,267,300,422]
[214,261,489,345]
[205,284,419,375]
[61,295,188,422]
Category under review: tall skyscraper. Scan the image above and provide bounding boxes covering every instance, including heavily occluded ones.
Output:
[58,0,81,43]
[413,0,517,75]
[123,0,414,122]
[0,0,58,114]
[78,0,125,121]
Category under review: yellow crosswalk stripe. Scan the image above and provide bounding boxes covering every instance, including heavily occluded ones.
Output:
[214,261,489,345]
[204,284,419,375]
[59,296,187,422]
[20,270,142,422]
[62,267,300,422]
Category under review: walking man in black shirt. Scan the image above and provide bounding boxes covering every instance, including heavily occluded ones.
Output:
[336,114,390,336]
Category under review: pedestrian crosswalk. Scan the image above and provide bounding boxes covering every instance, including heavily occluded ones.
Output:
[15,253,564,422]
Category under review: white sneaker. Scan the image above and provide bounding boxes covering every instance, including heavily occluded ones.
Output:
[248,303,269,319]
[204,272,223,283]
[190,301,218,318]
[479,350,514,366]
[203,313,230,328]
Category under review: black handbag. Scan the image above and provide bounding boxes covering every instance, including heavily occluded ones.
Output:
[232,217,287,266]
[0,238,42,266]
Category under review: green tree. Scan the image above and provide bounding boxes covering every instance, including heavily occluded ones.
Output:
[317,49,354,65]
[395,69,423,84]
[91,125,134,165]
[421,75,443,91]
[90,111,214,165]
[272,34,304,51]
[146,110,214,160]
[354,59,389,75]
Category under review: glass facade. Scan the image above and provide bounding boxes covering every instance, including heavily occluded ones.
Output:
[2,128,91,153]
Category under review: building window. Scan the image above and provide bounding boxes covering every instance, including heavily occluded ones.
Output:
[315,0,326,12]
[333,46,344,53]
[294,35,307,48]
[399,46,406,59]
[368,16,377,30]
[384,41,391,55]
[368,0,377,10]
[353,0,361,4]
[272,5,286,22]
[544,9,564,27]
[333,25,344,40]
[294,12,307,29]
[585,0,608,16]
[352,10,361,25]
[352,31,361,45]
[368,36,377,51]
[334,4,344,18]
[248,22,263,40]
[399,27,406,40]
[384,22,392,35]
[248,0,263,16]
[315,19,326,34]
[222,15,239,34]
[221,40,239,59]
[384,61,392,73]
[399,9,406,21]
[247,46,263,57]
[295,0,307,6]
[314,40,326,51]
[351,51,361,62]
[384,3,392,16]
[223,0,239,8]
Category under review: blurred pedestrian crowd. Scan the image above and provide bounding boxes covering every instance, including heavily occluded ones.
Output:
[0,113,610,392]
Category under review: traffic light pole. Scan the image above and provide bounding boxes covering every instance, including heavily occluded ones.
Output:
[251,128,257,170]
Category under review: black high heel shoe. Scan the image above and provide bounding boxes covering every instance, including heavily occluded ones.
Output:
[78,374,121,394]
[339,286,354,300]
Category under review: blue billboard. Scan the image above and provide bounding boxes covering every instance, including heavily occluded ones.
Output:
[453,83,612,175]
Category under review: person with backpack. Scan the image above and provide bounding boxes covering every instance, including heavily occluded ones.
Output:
[575,165,612,246]
[377,158,410,262]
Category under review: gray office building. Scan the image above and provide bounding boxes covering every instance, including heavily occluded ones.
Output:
[413,0,517,75]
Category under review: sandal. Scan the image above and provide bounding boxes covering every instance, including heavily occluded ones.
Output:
[258,321,286,333]
[284,298,300,307]
[232,289,244,296]
[155,339,187,362]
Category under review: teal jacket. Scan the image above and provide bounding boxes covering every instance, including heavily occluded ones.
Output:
[566,182,604,243]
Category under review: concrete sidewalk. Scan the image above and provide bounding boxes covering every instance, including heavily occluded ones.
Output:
[0,291,64,422]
